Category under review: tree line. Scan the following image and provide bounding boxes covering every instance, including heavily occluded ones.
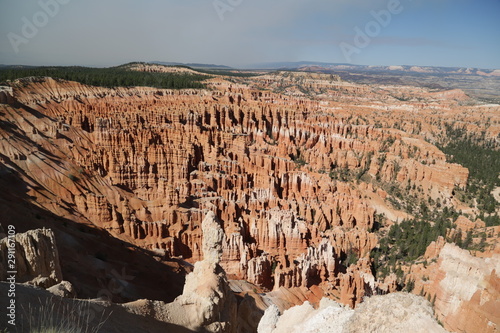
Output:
[371,208,455,280]
[0,65,208,89]
[439,124,500,226]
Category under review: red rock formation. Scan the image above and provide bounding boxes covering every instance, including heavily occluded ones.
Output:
[1,72,493,309]
[431,244,499,332]
[409,241,500,333]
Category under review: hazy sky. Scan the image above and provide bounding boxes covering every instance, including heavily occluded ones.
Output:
[0,0,499,69]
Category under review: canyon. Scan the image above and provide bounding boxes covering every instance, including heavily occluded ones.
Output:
[0,67,499,332]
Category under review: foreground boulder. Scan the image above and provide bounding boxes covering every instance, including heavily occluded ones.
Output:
[346,293,447,333]
[258,292,447,333]
[0,228,62,288]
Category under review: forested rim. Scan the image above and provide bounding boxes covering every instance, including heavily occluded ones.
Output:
[193,68,264,77]
[0,65,208,89]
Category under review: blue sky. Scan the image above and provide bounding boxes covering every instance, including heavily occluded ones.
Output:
[0,0,499,69]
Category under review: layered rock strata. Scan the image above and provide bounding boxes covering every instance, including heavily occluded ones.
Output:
[0,73,486,307]
[409,243,500,333]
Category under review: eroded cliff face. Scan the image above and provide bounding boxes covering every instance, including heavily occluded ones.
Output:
[0,228,62,288]
[408,242,500,333]
[0,73,493,311]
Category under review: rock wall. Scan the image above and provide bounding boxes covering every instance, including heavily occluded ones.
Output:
[423,244,499,333]
[0,228,62,288]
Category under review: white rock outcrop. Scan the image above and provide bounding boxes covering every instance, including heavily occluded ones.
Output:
[258,292,448,333]
[347,293,447,333]
[123,211,237,332]
[46,280,76,298]
[202,211,225,265]
[257,304,280,333]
